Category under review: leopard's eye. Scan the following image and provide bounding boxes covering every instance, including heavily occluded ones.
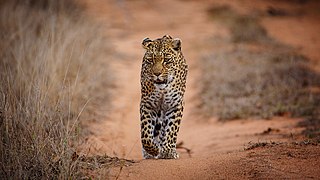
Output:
[144,55,153,63]
[164,54,172,59]
[164,61,173,66]
[164,54,173,64]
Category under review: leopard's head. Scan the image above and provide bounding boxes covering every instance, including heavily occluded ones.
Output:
[141,35,182,85]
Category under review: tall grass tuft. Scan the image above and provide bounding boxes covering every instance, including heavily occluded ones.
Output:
[0,0,113,178]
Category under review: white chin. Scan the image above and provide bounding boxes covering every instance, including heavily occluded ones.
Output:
[155,83,166,89]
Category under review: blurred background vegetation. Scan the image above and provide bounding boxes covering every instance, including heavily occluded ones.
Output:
[200,6,320,120]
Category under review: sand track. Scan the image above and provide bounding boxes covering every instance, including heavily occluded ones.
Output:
[81,0,320,179]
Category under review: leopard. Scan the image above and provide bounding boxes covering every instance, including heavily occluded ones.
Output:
[140,35,188,159]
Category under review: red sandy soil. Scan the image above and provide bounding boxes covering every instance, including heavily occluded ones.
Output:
[80,0,320,179]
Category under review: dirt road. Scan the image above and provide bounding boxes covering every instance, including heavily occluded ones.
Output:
[81,0,320,179]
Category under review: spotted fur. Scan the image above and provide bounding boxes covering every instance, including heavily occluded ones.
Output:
[140,35,188,159]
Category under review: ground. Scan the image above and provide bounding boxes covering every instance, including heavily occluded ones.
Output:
[79,0,320,179]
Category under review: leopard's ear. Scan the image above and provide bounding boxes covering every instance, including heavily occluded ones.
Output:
[163,34,173,39]
[142,37,153,49]
[172,38,181,51]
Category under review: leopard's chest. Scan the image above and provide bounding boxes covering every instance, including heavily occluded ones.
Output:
[147,81,182,111]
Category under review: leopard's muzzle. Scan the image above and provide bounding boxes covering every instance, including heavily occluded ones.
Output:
[154,78,167,85]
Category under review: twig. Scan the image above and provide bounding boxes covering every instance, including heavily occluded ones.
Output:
[176,141,192,158]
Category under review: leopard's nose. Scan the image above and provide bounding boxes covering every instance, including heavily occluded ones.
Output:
[154,72,161,76]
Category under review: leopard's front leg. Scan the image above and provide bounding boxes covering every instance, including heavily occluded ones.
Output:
[140,103,160,159]
[158,103,183,159]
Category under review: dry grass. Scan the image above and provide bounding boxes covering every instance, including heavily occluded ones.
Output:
[0,0,114,178]
[77,153,134,179]
[200,6,320,120]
